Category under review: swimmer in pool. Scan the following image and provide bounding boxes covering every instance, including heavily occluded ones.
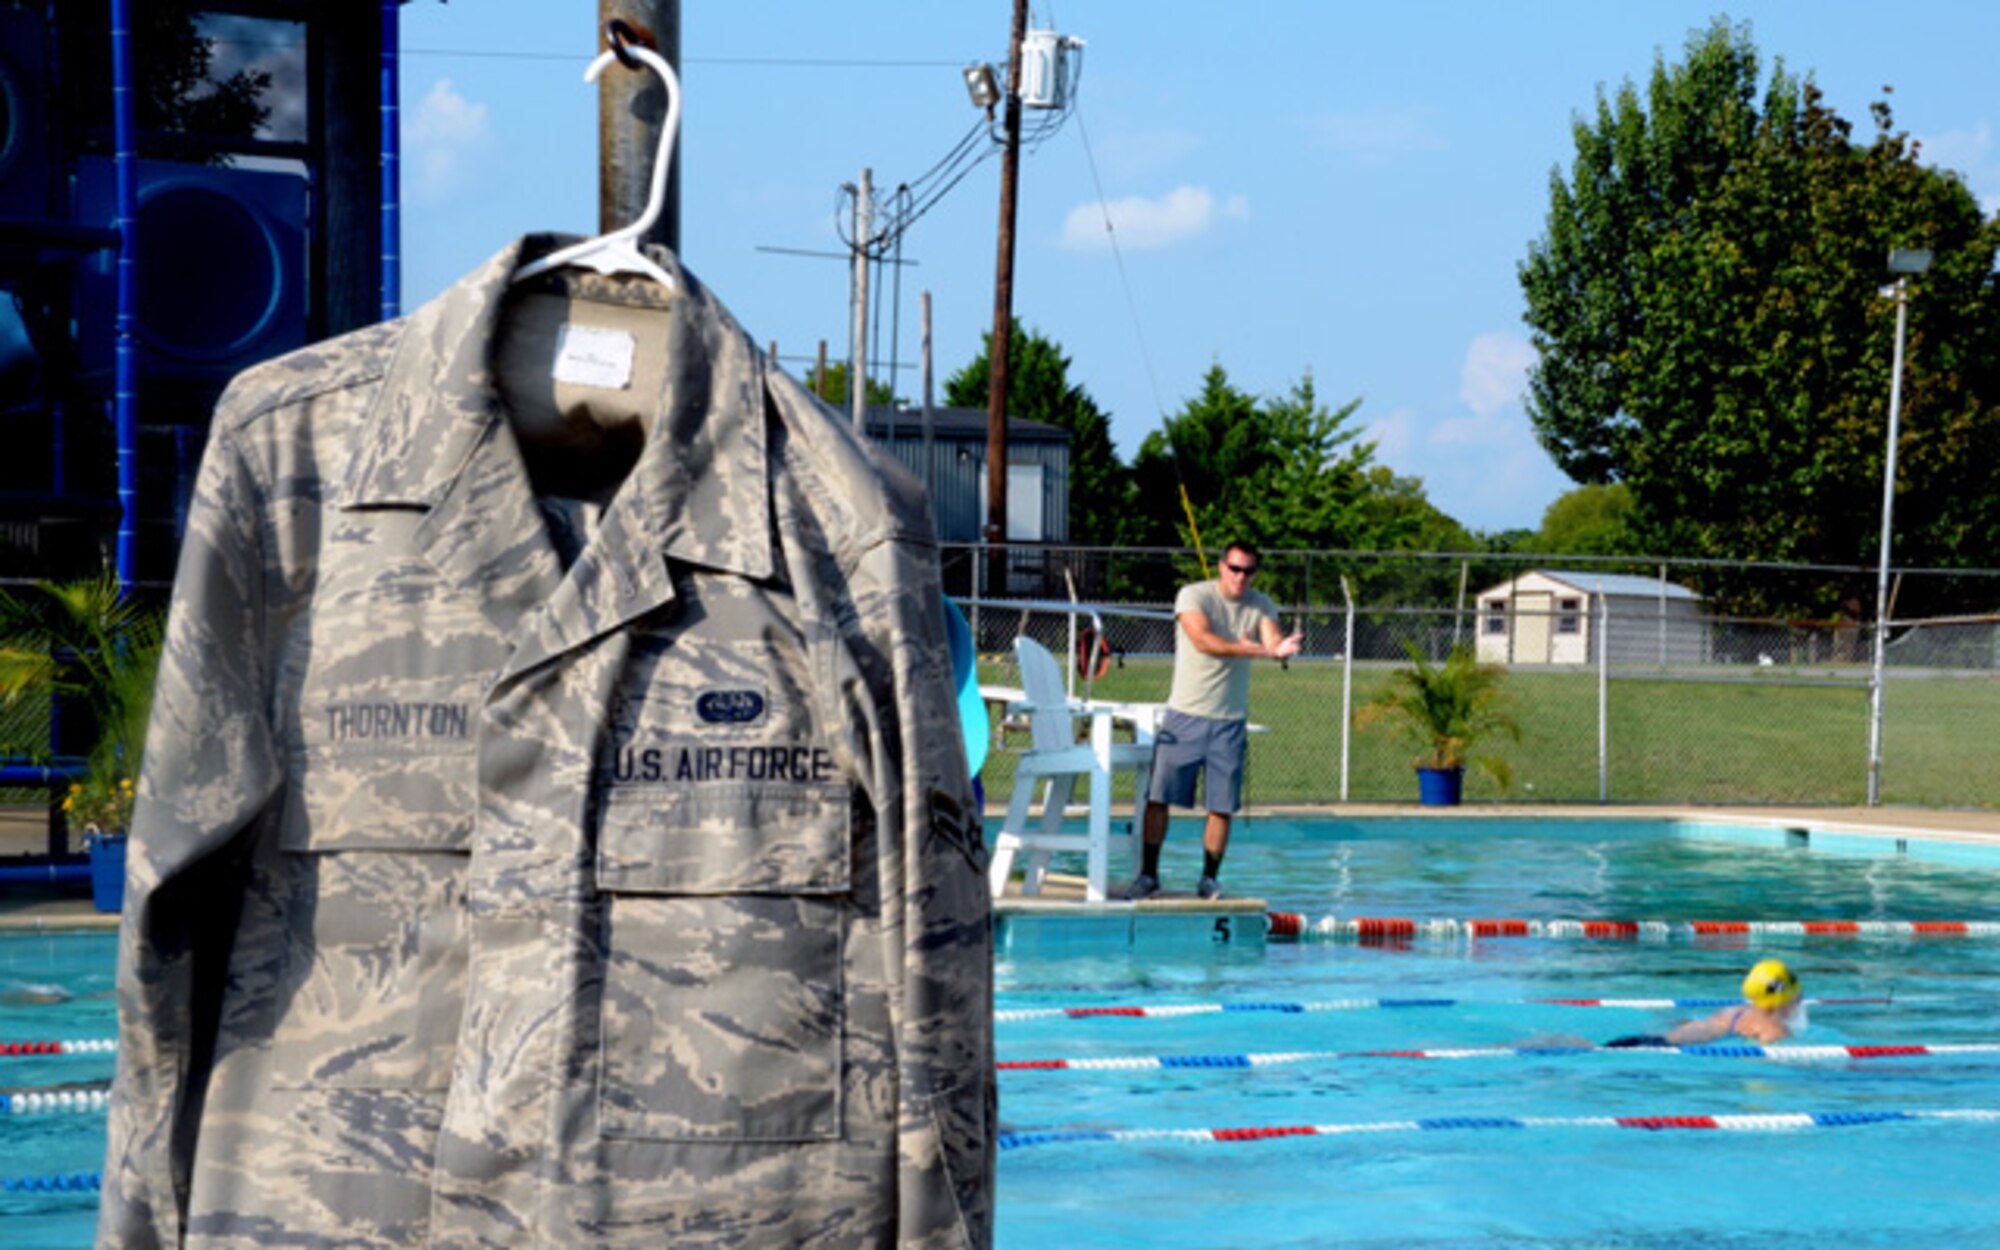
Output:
[0,982,74,1005]
[1606,958,1804,1048]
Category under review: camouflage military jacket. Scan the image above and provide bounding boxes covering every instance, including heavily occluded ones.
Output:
[99,238,994,1248]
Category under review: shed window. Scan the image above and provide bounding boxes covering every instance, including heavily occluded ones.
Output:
[1483,601,1507,635]
[1557,597,1582,634]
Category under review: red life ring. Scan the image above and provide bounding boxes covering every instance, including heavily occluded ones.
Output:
[1076,627,1112,680]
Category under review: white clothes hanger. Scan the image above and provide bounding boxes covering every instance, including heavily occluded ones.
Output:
[512,21,680,290]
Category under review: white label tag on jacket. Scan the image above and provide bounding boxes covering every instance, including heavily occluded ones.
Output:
[553,324,636,390]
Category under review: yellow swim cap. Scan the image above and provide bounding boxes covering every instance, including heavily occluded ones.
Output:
[1743,959,1801,1010]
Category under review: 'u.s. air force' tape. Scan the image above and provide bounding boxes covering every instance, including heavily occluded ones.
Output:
[942,596,988,776]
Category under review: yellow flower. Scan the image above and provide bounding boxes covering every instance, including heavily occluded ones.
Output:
[61,797,74,812]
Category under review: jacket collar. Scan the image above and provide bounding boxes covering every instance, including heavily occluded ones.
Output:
[336,233,774,584]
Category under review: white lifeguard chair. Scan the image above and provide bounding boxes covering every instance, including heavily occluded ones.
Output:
[986,635,1154,902]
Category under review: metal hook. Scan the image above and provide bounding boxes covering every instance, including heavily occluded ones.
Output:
[606,18,645,71]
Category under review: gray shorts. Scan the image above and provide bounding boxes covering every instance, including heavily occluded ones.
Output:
[1146,708,1248,814]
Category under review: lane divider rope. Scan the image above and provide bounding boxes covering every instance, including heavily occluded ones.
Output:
[1,1169,102,1193]
[996,995,1913,1023]
[997,1041,2000,1072]
[998,1108,2000,1151]
[1266,914,2000,941]
[0,1087,112,1114]
[0,1040,118,1056]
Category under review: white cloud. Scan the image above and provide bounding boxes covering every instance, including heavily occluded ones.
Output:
[408,79,493,205]
[1300,107,1447,164]
[1369,406,1571,533]
[1358,335,1572,531]
[1457,331,1537,420]
[1363,407,1421,461]
[1918,122,2000,217]
[1059,185,1247,251]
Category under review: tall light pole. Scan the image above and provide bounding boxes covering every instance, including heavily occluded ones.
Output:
[1865,246,1930,806]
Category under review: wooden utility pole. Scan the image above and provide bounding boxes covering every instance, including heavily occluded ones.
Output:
[921,290,936,507]
[597,1,680,252]
[316,4,389,337]
[983,0,1028,597]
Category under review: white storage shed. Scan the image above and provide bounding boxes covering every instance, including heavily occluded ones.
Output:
[1475,569,1709,666]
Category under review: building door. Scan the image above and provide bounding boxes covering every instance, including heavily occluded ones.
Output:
[1513,591,1554,664]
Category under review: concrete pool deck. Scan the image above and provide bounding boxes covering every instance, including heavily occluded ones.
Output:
[7,804,2000,934]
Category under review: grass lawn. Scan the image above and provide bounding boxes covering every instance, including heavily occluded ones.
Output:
[976,657,2000,809]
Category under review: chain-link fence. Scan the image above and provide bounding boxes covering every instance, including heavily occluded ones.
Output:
[3,553,1994,827]
[0,685,52,806]
[961,547,2000,812]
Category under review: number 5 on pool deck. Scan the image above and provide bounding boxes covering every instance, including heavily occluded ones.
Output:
[1212,917,1233,944]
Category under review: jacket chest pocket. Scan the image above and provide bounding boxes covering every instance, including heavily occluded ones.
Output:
[267,748,475,1092]
[594,780,851,1142]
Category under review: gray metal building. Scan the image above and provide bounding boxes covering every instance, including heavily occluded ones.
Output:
[863,406,1070,545]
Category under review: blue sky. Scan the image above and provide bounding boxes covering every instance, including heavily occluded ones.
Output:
[394,3,2000,535]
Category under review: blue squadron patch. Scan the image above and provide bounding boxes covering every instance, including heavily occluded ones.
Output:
[695,689,765,724]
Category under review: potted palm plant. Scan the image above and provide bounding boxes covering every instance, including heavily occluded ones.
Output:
[1355,642,1520,806]
[0,577,165,909]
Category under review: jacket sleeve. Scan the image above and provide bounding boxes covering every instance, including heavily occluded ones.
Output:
[99,426,285,1248]
[846,534,994,1250]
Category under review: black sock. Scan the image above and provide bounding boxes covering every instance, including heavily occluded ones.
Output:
[1202,850,1223,881]
[1142,841,1161,877]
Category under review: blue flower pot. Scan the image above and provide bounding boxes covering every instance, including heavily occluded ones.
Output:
[88,833,127,913]
[1416,767,1464,807]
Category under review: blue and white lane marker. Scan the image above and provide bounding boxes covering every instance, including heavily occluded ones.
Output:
[997,1108,2000,1151]
[995,995,1911,1023]
[998,1042,2000,1071]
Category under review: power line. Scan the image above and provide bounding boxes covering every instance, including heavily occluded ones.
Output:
[410,48,961,68]
[206,38,958,68]
[1070,103,1168,424]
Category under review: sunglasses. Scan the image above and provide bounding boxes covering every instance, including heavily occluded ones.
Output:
[1223,562,1259,576]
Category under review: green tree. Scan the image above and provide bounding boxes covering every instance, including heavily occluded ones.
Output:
[801,360,895,410]
[1519,17,2000,615]
[1347,466,1493,607]
[66,4,274,161]
[1528,483,1637,556]
[1129,365,1386,604]
[945,321,1136,549]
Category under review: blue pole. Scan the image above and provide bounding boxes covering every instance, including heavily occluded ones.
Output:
[0,760,88,787]
[109,0,138,589]
[380,0,402,320]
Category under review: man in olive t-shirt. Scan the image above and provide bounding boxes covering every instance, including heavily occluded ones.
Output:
[1126,542,1301,900]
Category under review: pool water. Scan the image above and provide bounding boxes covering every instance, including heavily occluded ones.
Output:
[6,820,1999,1248]
[0,930,116,1250]
[994,819,2000,1248]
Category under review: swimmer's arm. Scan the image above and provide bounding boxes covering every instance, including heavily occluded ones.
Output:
[1664,1011,1732,1045]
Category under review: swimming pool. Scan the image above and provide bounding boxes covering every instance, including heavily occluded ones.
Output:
[6,818,1999,1247]
[0,929,116,1250]
[994,817,2000,1248]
